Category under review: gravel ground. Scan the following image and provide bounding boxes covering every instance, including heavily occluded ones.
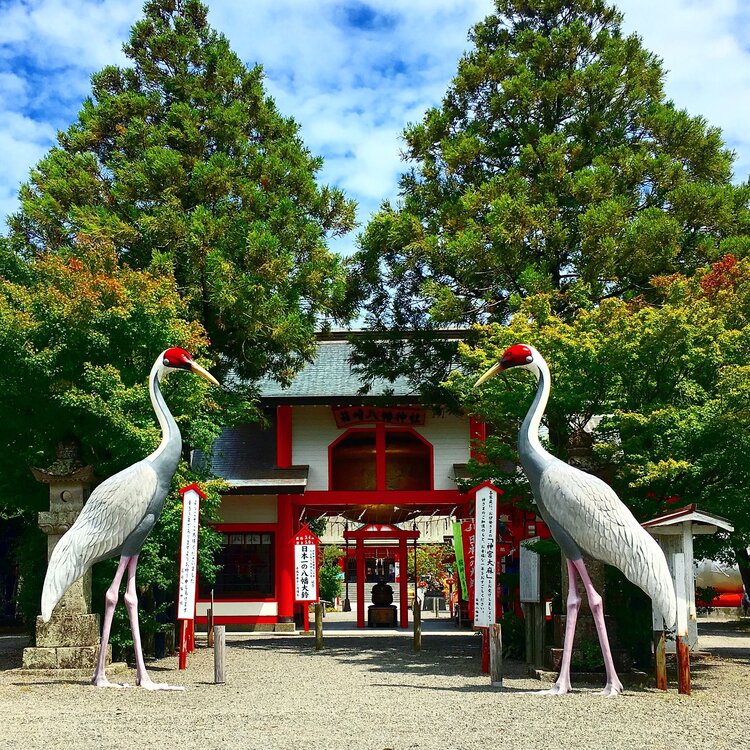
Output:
[1,625,748,750]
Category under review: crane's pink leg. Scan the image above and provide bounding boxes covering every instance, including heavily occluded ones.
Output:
[123,555,184,691]
[91,556,130,688]
[571,558,623,697]
[538,558,580,695]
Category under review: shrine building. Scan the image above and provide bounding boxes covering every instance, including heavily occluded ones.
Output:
[193,330,541,629]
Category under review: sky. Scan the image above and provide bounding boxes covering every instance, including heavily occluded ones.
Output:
[1,0,750,255]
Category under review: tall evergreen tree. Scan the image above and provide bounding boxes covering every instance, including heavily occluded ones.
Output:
[6,0,356,383]
[350,0,750,396]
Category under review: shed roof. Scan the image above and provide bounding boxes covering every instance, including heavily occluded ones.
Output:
[642,504,734,534]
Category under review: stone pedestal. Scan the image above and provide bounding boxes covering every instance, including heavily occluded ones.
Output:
[21,441,114,675]
[23,613,109,670]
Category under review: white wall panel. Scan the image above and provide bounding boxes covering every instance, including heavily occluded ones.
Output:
[292,406,339,490]
[415,413,470,489]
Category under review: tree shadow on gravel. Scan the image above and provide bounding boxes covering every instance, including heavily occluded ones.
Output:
[225,635,732,695]
[229,634,488,679]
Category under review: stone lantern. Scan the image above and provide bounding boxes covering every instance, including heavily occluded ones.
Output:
[21,440,117,673]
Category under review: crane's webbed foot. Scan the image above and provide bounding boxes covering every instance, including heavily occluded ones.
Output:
[91,673,130,689]
[136,674,185,691]
[535,680,572,696]
[599,681,623,697]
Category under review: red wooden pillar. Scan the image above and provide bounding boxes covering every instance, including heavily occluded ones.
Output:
[356,537,366,628]
[399,537,408,628]
[276,496,294,622]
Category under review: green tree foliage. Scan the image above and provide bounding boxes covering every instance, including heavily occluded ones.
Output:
[0,234,226,630]
[319,544,344,604]
[349,0,750,397]
[0,235,216,516]
[1,0,356,635]
[452,256,750,569]
[407,543,454,592]
[6,0,356,384]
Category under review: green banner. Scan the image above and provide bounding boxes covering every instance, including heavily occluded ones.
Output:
[452,521,467,600]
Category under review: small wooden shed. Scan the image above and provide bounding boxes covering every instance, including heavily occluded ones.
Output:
[643,504,734,649]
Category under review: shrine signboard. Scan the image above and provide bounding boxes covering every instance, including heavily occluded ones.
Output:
[332,405,425,428]
[474,484,498,628]
[294,526,321,602]
[177,484,205,620]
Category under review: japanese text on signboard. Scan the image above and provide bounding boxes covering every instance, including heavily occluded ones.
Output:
[177,489,201,620]
[474,486,497,628]
[294,542,318,602]
[332,406,425,428]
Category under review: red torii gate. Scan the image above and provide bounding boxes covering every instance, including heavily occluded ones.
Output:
[343,522,420,628]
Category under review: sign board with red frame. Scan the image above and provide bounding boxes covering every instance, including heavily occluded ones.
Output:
[177,483,205,620]
[293,526,321,602]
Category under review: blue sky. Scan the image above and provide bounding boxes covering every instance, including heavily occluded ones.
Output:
[2,0,750,255]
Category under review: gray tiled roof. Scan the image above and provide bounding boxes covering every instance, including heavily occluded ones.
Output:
[258,340,415,400]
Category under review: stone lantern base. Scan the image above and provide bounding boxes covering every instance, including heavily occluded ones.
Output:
[22,613,109,672]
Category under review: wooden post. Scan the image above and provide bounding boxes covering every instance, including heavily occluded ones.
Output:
[413,599,422,651]
[674,553,691,696]
[533,603,544,667]
[178,619,188,670]
[481,627,489,673]
[676,636,692,696]
[490,623,503,687]
[207,607,214,648]
[653,630,667,691]
[314,603,323,651]
[304,602,310,632]
[213,625,225,684]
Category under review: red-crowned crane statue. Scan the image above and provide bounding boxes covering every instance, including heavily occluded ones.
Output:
[475,344,676,696]
[41,348,219,690]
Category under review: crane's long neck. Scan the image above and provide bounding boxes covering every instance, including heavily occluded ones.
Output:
[147,358,182,469]
[518,357,552,463]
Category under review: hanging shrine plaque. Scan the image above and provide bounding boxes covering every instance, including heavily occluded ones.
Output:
[294,526,321,602]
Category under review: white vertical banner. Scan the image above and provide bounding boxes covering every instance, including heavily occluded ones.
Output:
[474,484,497,627]
[177,486,202,620]
[295,542,318,602]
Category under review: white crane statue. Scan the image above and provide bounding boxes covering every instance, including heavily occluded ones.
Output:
[41,348,219,690]
[475,344,676,696]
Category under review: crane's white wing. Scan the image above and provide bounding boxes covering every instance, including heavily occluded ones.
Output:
[539,461,677,627]
[41,461,158,621]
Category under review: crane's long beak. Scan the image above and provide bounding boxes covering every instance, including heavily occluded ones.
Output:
[190,361,220,387]
[474,362,505,388]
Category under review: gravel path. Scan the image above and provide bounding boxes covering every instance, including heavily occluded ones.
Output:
[1,628,748,750]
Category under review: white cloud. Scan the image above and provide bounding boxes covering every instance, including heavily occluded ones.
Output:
[1,0,749,244]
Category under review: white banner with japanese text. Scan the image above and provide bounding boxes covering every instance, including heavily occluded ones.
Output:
[473,484,497,627]
[177,487,201,620]
[294,542,318,602]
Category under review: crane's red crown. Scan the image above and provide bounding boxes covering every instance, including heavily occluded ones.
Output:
[501,344,534,369]
[163,347,194,369]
